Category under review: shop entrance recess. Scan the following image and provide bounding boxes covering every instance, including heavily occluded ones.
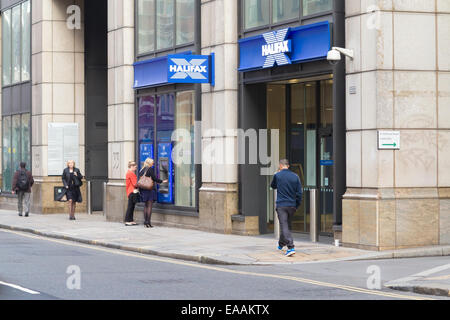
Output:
[267,76,334,235]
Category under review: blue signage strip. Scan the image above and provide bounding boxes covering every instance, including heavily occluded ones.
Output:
[139,143,154,171]
[320,160,334,166]
[134,52,215,89]
[134,56,169,89]
[238,21,331,72]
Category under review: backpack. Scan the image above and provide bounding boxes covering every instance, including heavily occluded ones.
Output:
[17,170,29,191]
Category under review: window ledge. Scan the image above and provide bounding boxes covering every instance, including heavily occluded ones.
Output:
[135,204,199,217]
[0,193,17,198]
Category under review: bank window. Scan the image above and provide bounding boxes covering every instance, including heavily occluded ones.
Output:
[2,10,12,86]
[138,91,196,208]
[244,0,270,29]
[2,113,30,192]
[21,1,31,81]
[176,0,195,46]
[156,0,174,50]
[302,0,332,16]
[243,0,331,30]
[273,0,300,24]
[1,0,31,87]
[137,0,196,55]
[138,0,155,53]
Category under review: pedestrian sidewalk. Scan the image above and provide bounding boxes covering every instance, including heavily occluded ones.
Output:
[0,210,449,266]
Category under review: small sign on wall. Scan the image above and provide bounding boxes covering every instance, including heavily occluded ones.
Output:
[48,123,79,176]
[378,131,400,150]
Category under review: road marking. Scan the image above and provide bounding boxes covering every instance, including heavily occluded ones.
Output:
[0,229,434,300]
[389,264,450,283]
[0,281,40,295]
[426,274,450,281]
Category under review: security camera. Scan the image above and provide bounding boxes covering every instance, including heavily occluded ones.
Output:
[327,49,341,65]
[327,47,354,65]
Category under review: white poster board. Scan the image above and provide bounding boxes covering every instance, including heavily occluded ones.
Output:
[378,131,401,150]
[48,123,79,176]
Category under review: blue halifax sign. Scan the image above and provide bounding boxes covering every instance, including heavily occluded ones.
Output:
[239,21,331,72]
[134,53,215,89]
[261,28,292,68]
[167,54,213,84]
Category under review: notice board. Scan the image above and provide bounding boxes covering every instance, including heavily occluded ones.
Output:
[48,123,79,176]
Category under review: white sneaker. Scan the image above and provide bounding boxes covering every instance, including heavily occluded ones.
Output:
[285,249,296,257]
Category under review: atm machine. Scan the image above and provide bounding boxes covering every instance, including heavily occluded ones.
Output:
[157,143,174,203]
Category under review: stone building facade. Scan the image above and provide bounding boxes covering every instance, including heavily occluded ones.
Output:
[0,0,448,250]
[343,0,450,250]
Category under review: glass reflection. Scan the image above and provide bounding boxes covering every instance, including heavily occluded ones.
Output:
[302,0,332,16]
[156,0,174,49]
[273,0,299,23]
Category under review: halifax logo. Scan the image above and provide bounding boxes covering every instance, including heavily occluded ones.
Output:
[261,28,292,68]
[168,55,211,83]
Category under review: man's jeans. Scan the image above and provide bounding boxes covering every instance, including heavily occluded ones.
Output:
[17,191,31,216]
[276,206,296,250]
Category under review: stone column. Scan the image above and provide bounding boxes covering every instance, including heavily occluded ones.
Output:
[105,0,135,221]
[343,1,450,250]
[199,0,241,234]
[30,0,86,213]
[0,14,2,189]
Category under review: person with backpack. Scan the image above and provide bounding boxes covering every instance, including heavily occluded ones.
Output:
[12,162,34,217]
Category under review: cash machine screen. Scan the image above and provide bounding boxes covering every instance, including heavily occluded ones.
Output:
[157,143,173,203]
[158,158,169,194]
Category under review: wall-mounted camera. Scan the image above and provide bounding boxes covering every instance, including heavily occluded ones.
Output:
[327,47,354,65]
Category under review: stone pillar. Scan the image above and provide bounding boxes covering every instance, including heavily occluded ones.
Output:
[343,1,450,250]
[105,0,135,221]
[30,0,86,213]
[199,0,240,234]
[0,14,2,189]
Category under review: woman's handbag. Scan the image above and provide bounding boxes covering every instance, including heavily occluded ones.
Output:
[74,172,83,187]
[137,168,154,190]
[131,192,141,204]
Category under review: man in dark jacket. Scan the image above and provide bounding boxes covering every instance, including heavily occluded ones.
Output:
[12,162,34,217]
[271,159,302,257]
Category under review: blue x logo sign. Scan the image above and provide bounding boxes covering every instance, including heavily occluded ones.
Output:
[261,28,292,68]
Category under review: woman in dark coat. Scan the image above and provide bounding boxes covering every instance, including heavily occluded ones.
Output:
[139,158,167,228]
[62,160,83,220]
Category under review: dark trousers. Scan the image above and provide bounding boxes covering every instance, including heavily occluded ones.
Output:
[124,193,138,223]
[276,207,296,249]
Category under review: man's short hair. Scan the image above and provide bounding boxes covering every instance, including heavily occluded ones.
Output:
[280,159,289,167]
[20,162,26,169]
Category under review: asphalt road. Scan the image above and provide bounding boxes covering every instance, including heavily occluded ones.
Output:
[0,229,448,301]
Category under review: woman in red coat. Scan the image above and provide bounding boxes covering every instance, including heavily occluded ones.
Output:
[124,161,139,226]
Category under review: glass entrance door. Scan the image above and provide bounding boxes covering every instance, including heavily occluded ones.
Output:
[289,81,317,233]
[319,79,334,233]
[266,84,287,232]
[267,77,334,235]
